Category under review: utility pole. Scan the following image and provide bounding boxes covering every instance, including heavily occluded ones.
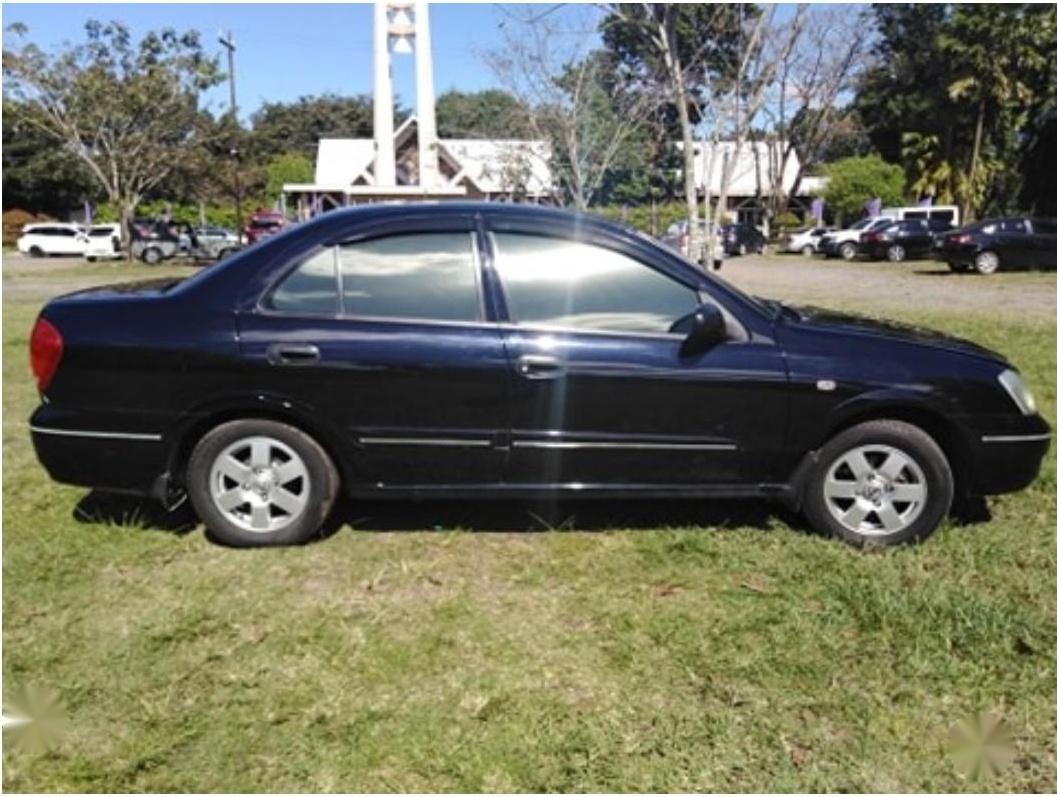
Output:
[218,31,244,240]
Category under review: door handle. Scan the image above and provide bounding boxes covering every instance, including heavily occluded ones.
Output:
[516,354,564,379]
[267,343,320,365]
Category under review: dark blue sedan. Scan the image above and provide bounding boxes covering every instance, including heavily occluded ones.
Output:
[28,203,1050,547]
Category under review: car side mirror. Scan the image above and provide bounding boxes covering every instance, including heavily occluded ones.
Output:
[680,303,727,357]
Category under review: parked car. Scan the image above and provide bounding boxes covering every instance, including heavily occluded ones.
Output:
[722,223,766,256]
[28,203,1049,548]
[859,218,954,262]
[936,217,1057,274]
[134,221,242,264]
[83,224,123,261]
[244,211,287,245]
[817,216,896,260]
[17,223,88,257]
[178,227,242,260]
[783,226,834,256]
[880,204,960,228]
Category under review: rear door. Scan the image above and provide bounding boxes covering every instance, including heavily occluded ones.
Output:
[236,217,510,488]
[996,218,1033,267]
[484,223,788,488]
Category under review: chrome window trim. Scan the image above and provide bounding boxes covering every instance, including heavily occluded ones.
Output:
[511,440,737,451]
[358,436,492,448]
[979,433,1051,443]
[30,426,162,442]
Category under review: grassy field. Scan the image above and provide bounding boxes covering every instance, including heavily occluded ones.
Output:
[3,257,1055,792]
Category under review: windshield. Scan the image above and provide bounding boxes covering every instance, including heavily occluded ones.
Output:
[849,218,871,230]
[251,219,282,229]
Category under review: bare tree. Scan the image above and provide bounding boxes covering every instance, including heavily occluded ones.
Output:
[484,7,653,210]
[763,7,870,218]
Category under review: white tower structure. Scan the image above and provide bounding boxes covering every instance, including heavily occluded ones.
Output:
[372,0,440,189]
[372,1,397,186]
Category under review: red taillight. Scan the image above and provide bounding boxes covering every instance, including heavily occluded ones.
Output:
[951,233,973,245]
[30,317,63,392]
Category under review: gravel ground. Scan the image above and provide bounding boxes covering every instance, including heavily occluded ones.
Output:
[721,252,1057,320]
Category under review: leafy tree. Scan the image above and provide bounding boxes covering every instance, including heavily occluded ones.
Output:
[248,93,377,161]
[854,4,1055,219]
[3,21,222,247]
[264,152,313,201]
[821,154,905,224]
[2,99,101,215]
[436,89,533,138]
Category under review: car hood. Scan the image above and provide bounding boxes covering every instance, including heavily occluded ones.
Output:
[784,304,1007,364]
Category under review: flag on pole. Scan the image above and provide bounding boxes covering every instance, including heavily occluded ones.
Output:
[84,201,93,226]
[810,197,824,223]
[918,196,933,207]
[865,197,882,217]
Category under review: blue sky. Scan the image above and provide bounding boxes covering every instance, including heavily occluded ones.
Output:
[3,3,604,120]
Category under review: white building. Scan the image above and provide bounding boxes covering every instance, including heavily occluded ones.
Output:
[688,140,827,225]
[283,116,553,217]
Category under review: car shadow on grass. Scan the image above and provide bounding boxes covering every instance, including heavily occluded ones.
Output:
[71,490,993,544]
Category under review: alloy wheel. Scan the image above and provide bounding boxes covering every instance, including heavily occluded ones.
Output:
[975,251,1000,274]
[208,435,311,533]
[822,444,928,537]
[888,245,906,262]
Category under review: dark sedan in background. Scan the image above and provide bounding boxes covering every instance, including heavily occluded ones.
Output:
[936,217,1057,274]
[858,218,953,262]
[28,203,1048,548]
[722,223,767,256]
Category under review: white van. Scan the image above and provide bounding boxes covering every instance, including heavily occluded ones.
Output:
[84,224,124,261]
[17,223,89,257]
[881,205,960,227]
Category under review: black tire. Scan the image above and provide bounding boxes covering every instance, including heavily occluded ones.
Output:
[802,419,954,547]
[186,419,340,547]
[839,241,857,261]
[217,247,235,261]
[28,246,44,258]
[141,247,163,266]
[887,244,906,262]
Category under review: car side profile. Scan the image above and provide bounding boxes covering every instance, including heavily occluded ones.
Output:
[936,217,1057,274]
[17,223,88,257]
[817,216,896,261]
[29,203,1049,547]
[783,226,833,256]
[859,218,952,262]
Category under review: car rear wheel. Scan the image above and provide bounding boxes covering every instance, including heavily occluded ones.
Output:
[974,250,1000,275]
[887,244,906,262]
[187,419,339,547]
[141,246,163,266]
[839,241,857,261]
[801,244,814,257]
[28,246,44,258]
[802,420,953,546]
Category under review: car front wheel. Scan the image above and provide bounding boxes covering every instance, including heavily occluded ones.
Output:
[974,250,1000,275]
[839,241,857,261]
[186,419,339,547]
[141,247,163,265]
[801,244,814,257]
[802,420,953,546]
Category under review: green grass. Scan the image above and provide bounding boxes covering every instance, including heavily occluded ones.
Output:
[3,261,1055,791]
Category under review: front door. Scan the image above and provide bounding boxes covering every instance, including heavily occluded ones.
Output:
[485,229,788,488]
[237,225,509,487]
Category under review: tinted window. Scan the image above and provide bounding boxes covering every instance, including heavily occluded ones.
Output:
[904,211,927,220]
[903,220,927,231]
[1001,219,1028,234]
[1032,219,1057,235]
[492,233,698,334]
[339,232,480,322]
[269,249,339,315]
[931,209,955,223]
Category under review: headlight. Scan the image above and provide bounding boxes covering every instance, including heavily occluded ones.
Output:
[998,369,1037,416]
